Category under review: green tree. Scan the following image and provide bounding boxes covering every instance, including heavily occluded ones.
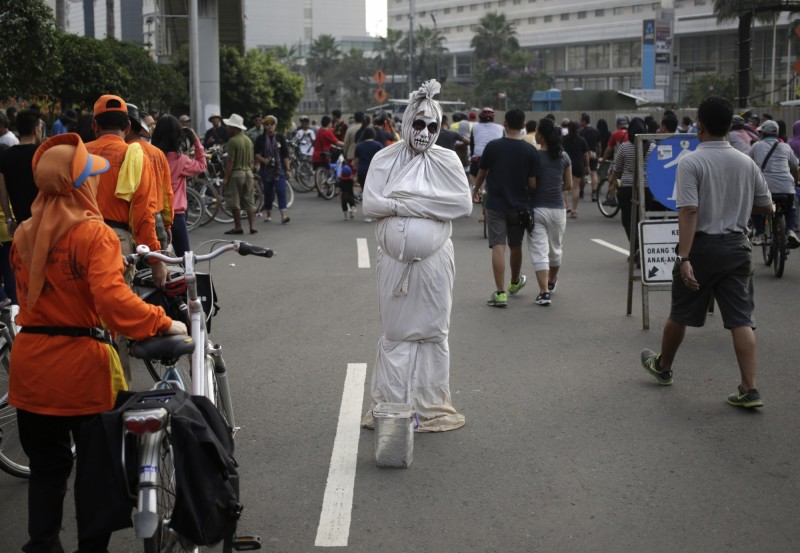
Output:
[272,44,302,73]
[307,34,342,113]
[331,49,375,111]
[0,0,59,101]
[685,72,738,106]
[52,34,129,110]
[470,12,519,60]
[403,25,448,85]
[217,46,303,133]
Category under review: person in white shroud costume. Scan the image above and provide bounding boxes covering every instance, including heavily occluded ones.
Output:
[361,80,472,432]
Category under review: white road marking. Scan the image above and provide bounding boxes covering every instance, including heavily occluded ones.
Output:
[592,238,630,256]
[314,362,367,547]
[357,238,370,268]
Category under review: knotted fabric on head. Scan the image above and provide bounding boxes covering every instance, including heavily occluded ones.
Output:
[401,79,443,153]
[14,133,109,311]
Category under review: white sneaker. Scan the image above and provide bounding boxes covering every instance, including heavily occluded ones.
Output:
[349,206,356,219]
[751,233,764,246]
[789,230,800,249]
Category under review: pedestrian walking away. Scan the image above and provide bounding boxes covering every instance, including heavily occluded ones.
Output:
[361,79,472,432]
[471,108,538,307]
[222,113,258,234]
[640,96,773,408]
[528,117,572,306]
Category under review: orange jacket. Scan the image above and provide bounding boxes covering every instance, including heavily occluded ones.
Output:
[87,134,161,251]
[9,221,172,416]
[135,138,174,229]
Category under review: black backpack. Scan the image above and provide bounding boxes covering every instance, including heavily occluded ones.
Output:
[77,389,241,547]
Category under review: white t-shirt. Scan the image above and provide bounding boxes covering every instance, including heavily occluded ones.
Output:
[295,128,315,157]
[749,138,798,195]
[0,131,19,147]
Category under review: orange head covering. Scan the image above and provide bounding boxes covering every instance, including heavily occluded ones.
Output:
[14,133,109,311]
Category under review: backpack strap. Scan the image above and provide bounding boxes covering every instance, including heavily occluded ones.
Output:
[760,141,780,171]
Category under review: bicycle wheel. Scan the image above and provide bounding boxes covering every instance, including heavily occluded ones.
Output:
[143,437,197,553]
[252,183,265,212]
[762,215,774,266]
[315,168,335,200]
[0,330,29,478]
[190,179,221,226]
[275,182,295,209]
[296,160,315,192]
[184,187,204,232]
[774,214,787,278]
[596,178,620,218]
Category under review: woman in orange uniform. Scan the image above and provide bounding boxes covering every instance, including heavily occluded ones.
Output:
[8,133,186,553]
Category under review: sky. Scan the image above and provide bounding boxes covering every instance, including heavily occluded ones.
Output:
[365,0,387,37]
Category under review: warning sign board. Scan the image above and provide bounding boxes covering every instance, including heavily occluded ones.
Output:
[639,219,679,284]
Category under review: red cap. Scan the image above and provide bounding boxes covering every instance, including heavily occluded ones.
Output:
[93,95,127,117]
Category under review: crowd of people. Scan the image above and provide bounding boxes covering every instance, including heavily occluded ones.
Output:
[0,92,798,551]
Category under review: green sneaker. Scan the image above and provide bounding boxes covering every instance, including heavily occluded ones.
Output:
[487,291,508,307]
[640,349,673,385]
[508,275,527,296]
[726,387,764,408]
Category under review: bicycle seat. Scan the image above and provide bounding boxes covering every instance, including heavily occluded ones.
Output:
[130,335,194,360]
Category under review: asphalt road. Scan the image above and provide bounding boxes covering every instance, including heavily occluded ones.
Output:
[2,186,799,553]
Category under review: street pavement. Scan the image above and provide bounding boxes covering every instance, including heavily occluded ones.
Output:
[1,185,799,553]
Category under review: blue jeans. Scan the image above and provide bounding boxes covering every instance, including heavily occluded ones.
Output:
[171,213,190,258]
[262,174,287,211]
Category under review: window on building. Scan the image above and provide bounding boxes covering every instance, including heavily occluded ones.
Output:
[587,43,609,69]
[613,6,624,14]
[457,25,464,32]
[444,7,450,13]
[561,13,569,21]
[303,7,312,18]
[595,9,604,16]
[395,14,403,22]
[544,14,552,22]
[632,4,642,12]
[578,11,586,19]
[498,0,506,6]
[470,4,477,10]
[484,2,492,8]
[568,46,586,71]
[457,5,464,12]
[528,16,536,23]
[513,0,521,4]
[694,0,706,5]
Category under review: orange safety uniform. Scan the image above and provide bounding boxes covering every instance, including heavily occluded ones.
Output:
[9,221,172,416]
[135,137,174,230]
[87,133,161,251]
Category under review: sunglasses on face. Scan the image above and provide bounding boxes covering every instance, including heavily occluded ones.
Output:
[265,122,275,126]
[412,119,438,133]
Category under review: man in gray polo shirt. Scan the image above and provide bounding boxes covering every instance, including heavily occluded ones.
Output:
[640,96,773,408]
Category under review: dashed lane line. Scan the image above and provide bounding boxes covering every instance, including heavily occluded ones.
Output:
[357,238,370,268]
[592,238,629,256]
[314,362,367,547]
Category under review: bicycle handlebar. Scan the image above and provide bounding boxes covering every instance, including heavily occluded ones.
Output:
[125,241,273,266]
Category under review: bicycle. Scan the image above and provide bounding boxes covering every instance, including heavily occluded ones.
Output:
[596,160,620,218]
[288,136,315,193]
[0,305,28,478]
[760,194,793,278]
[315,147,344,200]
[124,240,271,552]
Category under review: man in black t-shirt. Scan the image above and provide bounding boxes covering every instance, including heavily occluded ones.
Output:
[0,109,42,228]
[435,127,469,151]
[578,112,601,201]
[472,109,539,307]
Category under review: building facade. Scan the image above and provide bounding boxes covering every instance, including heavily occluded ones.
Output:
[388,0,796,105]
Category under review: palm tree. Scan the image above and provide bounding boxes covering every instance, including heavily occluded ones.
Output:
[376,28,405,96]
[403,25,448,83]
[471,12,519,60]
[712,0,800,107]
[272,44,302,73]
[307,34,342,113]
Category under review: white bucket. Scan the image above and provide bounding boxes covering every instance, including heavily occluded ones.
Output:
[373,402,415,468]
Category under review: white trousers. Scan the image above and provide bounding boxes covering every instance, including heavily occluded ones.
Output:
[527,207,566,272]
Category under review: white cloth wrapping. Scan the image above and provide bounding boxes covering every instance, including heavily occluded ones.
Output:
[362,134,472,431]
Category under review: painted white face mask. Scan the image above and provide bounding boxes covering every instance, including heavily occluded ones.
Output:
[410,114,438,153]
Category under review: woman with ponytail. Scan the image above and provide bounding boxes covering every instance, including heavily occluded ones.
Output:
[529,117,572,306]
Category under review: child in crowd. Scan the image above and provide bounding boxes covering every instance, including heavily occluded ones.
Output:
[340,165,357,219]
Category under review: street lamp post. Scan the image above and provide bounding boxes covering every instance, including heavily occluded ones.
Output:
[408,0,415,94]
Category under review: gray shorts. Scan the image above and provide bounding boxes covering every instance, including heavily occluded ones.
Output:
[224,170,255,211]
[669,234,755,329]
[486,209,525,247]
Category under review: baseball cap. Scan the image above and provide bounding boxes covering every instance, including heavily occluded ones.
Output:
[179,115,191,123]
[32,133,110,190]
[340,165,353,179]
[616,116,629,126]
[561,118,570,126]
[264,115,278,126]
[757,120,779,135]
[299,115,309,122]
[94,95,127,117]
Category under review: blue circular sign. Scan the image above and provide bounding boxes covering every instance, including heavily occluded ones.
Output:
[645,135,700,211]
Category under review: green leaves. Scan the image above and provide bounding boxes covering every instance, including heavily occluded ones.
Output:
[0,0,58,100]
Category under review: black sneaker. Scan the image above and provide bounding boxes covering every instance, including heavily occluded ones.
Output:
[640,349,673,385]
[726,387,764,408]
[534,292,551,306]
[602,197,618,207]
